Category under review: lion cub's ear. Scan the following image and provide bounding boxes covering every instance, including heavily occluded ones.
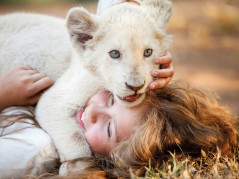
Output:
[66,7,98,48]
[142,0,172,31]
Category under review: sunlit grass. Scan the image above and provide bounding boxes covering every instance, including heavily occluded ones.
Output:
[132,147,239,179]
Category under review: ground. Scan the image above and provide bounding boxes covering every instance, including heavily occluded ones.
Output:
[0,0,238,115]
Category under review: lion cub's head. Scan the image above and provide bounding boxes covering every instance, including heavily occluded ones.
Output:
[67,0,172,106]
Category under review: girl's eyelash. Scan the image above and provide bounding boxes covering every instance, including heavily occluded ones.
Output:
[107,122,111,138]
[107,94,115,107]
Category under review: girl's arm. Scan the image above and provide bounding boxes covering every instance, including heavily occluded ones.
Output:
[0,66,53,111]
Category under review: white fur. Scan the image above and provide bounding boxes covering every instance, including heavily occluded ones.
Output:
[0,0,172,175]
[0,13,71,80]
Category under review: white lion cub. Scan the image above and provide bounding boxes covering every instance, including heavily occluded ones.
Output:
[0,0,172,175]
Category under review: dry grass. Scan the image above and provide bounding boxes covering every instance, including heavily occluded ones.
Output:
[133,147,239,179]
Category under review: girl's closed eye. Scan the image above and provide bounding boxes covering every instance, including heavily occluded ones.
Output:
[106,94,115,107]
[107,121,111,138]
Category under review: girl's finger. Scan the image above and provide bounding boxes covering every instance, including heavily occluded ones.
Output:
[149,77,172,90]
[32,77,53,94]
[155,51,172,64]
[24,69,39,76]
[31,72,47,83]
[160,63,173,70]
[151,68,174,78]
[155,56,172,65]
[17,65,33,70]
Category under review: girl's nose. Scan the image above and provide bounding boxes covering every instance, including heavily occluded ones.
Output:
[88,105,109,124]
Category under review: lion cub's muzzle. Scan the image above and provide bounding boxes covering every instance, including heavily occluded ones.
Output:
[117,81,145,102]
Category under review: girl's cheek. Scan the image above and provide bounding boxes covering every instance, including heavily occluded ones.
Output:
[85,131,102,149]
[85,131,111,155]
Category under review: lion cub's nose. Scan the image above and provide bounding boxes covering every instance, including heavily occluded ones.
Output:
[125,82,145,92]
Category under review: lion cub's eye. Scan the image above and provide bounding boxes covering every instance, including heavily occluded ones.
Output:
[109,50,120,59]
[144,49,153,57]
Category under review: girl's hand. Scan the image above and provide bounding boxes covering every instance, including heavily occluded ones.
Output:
[149,51,174,90]
[0,66,53,110]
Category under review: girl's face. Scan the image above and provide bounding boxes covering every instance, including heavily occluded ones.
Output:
[76,91,142,155]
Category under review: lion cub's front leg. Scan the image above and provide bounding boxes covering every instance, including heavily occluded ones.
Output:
[36,67,100,175]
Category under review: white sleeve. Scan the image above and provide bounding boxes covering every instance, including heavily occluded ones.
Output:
[97,0,125,15]
[0,107,59,178]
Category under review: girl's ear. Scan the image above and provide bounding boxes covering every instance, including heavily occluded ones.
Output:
[66,7,98,48]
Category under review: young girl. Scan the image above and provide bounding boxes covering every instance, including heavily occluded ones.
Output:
[65,81,239,178]
[1,79,238,178]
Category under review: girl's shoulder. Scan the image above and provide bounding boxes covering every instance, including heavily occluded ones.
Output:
[0,106,59,178]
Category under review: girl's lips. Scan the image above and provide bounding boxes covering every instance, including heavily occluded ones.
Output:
[76,110,86,130]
